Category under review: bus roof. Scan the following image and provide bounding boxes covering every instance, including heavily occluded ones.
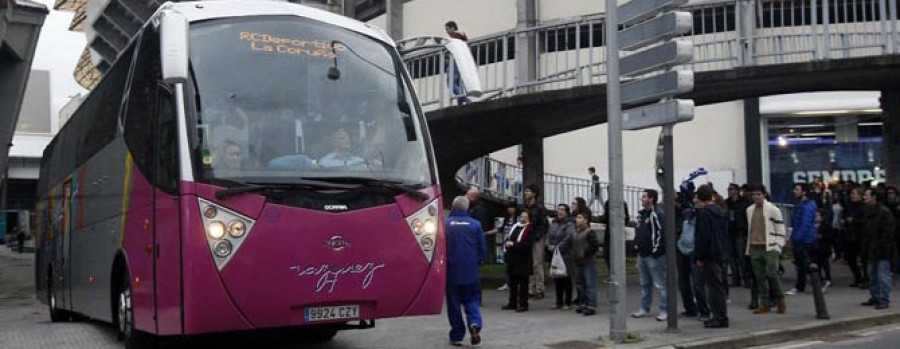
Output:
[158,0,394,46]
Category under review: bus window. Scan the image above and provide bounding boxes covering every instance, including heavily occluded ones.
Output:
[188,16,433,187]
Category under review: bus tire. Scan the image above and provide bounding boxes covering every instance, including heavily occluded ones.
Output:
[47,271,68,323]
[115,270,156,349]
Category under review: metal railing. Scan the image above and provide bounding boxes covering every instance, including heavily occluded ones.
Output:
[402,0,900,110]
[455,157,646,220]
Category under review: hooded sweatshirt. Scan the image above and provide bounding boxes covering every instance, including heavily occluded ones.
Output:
[694,203,730,262]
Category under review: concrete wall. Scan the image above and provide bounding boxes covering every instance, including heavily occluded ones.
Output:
[402,0,517,39]
[537,100,747,191]
[16,69,51,134]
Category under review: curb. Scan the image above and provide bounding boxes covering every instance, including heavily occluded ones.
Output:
[670,312,900,349]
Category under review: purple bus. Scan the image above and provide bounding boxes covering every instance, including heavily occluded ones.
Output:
[34,1,481,347]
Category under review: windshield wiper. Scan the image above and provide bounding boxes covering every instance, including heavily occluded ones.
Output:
[306,177,430,202]
[214,179,359,200]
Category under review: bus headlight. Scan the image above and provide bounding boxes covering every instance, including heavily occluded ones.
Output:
[405,200,440,263]
[228,221,246,238]
[423,219,437,234]
[198,199,256,271]
[203,205,218,219]
[213,240,233,258]
[411,219,424,235]
[420,236,435,251]
[208,221,226,240]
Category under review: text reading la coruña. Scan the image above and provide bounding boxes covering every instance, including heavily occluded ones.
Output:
[239,32,344,59]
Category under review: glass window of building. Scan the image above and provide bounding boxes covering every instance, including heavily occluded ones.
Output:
[766,112,883,204]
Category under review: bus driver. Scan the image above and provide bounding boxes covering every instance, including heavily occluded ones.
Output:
[318,128,365,168]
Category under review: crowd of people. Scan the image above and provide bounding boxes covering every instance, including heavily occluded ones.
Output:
[443,177,900,345]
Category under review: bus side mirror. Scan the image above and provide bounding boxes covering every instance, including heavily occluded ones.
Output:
[160,10,189,84]
[443,38,483,98]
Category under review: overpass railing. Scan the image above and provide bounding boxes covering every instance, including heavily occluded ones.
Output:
[402,0,900,109]
[456,157,646,219]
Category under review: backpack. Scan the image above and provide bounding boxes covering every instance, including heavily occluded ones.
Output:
[678,217,695,255]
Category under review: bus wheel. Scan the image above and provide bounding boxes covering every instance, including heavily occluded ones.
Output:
[115,272,155,348]
[48,272,68,322]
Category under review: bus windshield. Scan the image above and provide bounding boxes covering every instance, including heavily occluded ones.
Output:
[188,16,432,187]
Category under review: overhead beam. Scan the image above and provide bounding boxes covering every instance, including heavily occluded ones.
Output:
[104,2,142,37]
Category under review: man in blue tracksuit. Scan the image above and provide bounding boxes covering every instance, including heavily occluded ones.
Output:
[445,196,486,346]
[788,183,818,295]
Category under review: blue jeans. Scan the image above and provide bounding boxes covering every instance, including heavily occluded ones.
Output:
[868,260,893,305]
[446,283,482,342]
[576,263,598,310]
[638,255,668,313]
[446,66,471,106]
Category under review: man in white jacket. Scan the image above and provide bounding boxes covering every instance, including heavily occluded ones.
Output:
[746,184,788,314]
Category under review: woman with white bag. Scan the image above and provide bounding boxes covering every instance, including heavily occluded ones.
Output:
[547,204,577,310]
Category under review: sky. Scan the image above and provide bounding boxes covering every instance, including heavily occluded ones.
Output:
[30,0,88,123]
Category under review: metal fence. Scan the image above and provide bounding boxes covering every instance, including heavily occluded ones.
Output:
[456,157,646,220]
[401,0,900,110]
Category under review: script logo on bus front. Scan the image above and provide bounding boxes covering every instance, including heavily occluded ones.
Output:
[324,236,350,251]
[289,262,386,293]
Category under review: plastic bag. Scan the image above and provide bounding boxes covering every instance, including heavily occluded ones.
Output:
[550,248,567,278]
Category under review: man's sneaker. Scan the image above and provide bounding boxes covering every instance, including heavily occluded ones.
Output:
[861,299,878,306]
[562,305,572,310]
[469,324,481,345]
[697,314,711,321]
[875,303,891,310]
[497,284,509,291]
[656,312,668,321]
[631,309,649,318]
[450,340,463,346]
[785,288,801,295]
[822,280,832,293]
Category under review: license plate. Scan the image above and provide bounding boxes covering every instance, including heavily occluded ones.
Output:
[304,304,359,322]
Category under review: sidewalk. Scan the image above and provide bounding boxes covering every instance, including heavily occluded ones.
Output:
[513,261,900,349]
[333,260,900,349]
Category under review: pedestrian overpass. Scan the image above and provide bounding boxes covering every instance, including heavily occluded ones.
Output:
[401,0,900,201]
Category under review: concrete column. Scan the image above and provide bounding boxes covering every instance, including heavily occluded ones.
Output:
[738,0,755,65]
[341,0,356,18]
[385,0,403,40]
[882,90,900,186]
[516,0,537,93]
[744,98,765,185]
[1,2,48,209]
[835,116,859,143]
[521,137,544,207]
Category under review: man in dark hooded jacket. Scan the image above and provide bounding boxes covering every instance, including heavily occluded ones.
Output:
[694,185,730,328]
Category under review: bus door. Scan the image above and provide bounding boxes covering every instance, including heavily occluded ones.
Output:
[152,82,182,334]
[56,180,74,311]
